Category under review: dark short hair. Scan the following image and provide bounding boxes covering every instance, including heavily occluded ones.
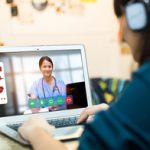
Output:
[114,0,129,18]
[39,56,53,68]
[114,0,150,65]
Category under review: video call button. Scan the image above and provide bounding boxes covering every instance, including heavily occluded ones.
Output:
[29,99,36,108]
[39,99,46,107]
[48,98,54,106]
[66,96,73,105]
[57,96,64,105]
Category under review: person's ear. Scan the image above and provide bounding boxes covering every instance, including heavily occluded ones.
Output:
[118,17,132,55]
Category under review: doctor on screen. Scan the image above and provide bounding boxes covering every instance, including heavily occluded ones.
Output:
[28,56,66,112]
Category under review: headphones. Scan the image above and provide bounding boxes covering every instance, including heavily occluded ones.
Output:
[125,0,149,31]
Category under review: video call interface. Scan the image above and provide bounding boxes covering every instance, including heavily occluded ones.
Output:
[0,49,88,117]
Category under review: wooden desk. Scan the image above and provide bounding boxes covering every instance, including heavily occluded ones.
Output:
[0,133,79,150]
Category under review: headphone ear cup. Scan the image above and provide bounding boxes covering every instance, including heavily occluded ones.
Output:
[125,2,148,31]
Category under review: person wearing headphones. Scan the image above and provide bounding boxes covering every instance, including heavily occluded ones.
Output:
[28,56,66,112]
[19,0,150,149]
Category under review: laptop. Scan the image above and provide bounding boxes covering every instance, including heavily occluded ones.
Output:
[0,45,92,145]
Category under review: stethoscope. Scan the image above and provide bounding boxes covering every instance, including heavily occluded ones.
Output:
[42,76,61,99]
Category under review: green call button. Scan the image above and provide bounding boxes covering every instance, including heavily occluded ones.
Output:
[39,99,46,107]
[57,96,64,105]
[48,98,54,106]
[29,99,36,108]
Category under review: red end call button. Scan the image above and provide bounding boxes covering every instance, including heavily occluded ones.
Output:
[66,96,73,105]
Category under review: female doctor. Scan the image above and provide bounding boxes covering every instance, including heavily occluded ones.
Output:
[28,56,66,112]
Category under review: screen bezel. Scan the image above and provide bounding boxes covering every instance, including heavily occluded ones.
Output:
[0,44,92,124]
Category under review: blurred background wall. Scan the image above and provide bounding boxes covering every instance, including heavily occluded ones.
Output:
[0,0,134,79]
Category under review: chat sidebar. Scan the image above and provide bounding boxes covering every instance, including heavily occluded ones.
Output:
[0,62,7,104]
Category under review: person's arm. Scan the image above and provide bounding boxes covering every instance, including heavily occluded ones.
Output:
[28,81,38,100]
[25,127,67,150]
[27,80,42,113]
[60,80,66,97]
[78,73,150,149]
[18,115,67,150]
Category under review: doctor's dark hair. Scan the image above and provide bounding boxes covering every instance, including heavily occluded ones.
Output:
[39,56,53,68]
[114,0,150,65]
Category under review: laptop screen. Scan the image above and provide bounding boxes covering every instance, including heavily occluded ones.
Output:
[0,48,88,117]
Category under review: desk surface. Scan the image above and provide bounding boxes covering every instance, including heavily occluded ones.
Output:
[0,133,79,150]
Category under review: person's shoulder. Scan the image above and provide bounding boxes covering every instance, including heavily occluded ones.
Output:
[135,59,150,73]
[133,59,150,83]
[32,78,43,86]
[55,78,65,84]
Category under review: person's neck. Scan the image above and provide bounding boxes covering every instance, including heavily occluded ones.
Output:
[44,76,53,84]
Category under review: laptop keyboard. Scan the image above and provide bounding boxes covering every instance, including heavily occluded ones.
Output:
[47,116,78,128]
[7,116,79,131]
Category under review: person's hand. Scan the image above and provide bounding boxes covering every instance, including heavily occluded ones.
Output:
[77,103,109,124]
[48,106,59,111]
[28,93,37,99]
[31,108,41,113]
[18,115,55,142]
